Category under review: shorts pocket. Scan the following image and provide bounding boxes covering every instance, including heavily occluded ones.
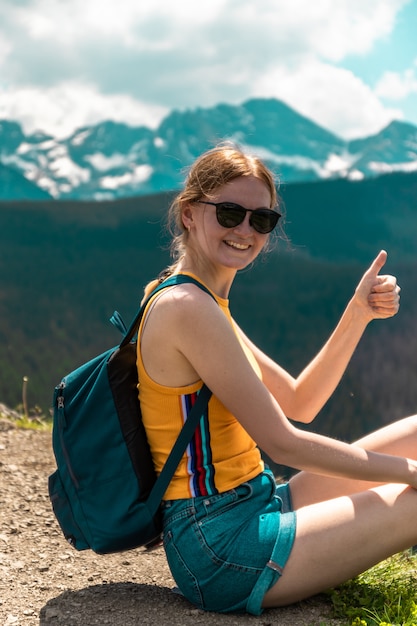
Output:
[194,483,270,570]
[164,529,204,608]
[199,483,252,520]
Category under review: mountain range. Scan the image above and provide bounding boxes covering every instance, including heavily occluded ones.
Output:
[1,98,417,200]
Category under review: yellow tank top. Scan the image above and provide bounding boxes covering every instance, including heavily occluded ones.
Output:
[136,272,264,500]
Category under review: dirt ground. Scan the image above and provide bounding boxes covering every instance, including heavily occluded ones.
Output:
[0,421,342,626]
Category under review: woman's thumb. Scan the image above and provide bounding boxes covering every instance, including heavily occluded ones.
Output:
[367,250,387,278]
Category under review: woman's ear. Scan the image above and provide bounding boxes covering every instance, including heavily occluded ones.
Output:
[181,203,194,232]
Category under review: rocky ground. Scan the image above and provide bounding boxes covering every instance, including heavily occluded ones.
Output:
[0,420,342,626]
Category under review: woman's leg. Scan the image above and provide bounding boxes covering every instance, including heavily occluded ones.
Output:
[290,414,417,507]
[263,482,417,608]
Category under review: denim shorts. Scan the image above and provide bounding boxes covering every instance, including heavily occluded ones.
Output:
[161,469,296,615]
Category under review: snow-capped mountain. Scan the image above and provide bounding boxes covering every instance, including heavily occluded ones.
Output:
[1,98,417,200]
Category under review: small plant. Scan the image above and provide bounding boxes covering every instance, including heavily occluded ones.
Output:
[329,550,417,625]
[0,376,51,431]
[0,402,51,430]
[13,405,51,430]
[22,375,29,417]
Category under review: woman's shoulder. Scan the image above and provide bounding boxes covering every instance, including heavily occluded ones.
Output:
[144,279,220,328]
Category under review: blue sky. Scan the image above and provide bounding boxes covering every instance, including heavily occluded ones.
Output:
[0,0,416,140]
[340,0,417,127]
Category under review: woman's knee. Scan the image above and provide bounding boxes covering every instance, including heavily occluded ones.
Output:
[263,485,417,608]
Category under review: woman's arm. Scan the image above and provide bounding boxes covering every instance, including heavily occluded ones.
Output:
[238,250,401,423]
[167,278,415,488]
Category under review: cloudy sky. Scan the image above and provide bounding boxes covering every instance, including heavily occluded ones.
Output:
[0,0,416,140]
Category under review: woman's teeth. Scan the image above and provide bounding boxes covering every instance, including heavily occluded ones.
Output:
[225,240,250,250]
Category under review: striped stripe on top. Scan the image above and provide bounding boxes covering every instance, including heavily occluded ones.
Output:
[180,392,217,497]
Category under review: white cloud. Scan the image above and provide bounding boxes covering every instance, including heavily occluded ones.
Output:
[252,61,404,138]
[246,0,408,62]
[0,0,412,138]
[1,0,407,85]
[0,82,167,137]
[2,0,228,48]
[375,64,417,100]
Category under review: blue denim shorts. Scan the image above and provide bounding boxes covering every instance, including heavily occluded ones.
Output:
[161,470,296,615]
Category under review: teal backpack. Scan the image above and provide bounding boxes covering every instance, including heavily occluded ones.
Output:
[48,275,213,554]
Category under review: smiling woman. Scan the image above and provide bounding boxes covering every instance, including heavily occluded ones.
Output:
[133,143,417,616]
[139,145,280,295]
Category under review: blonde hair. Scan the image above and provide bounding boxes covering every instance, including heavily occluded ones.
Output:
[142,144,279,301]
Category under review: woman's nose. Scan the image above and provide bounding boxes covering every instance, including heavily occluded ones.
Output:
[233,213,252,235]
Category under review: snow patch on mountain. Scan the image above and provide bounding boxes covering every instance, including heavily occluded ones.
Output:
[85,153,131,171]
[99,164,152,190]
[368,160,417,174]
[1,99,417,200]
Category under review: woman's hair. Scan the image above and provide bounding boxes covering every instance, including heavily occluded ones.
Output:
[142,144,280,301]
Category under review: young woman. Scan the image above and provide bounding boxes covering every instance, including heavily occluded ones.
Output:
[136,145,417,615]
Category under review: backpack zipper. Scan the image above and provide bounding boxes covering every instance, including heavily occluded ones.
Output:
[55,382,79,489]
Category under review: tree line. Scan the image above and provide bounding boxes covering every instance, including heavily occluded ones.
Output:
[0,172,416,447]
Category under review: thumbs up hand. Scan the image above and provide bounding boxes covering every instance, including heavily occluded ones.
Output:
[354,250,401,321]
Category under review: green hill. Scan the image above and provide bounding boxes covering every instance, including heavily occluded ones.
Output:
[0,173,416,448]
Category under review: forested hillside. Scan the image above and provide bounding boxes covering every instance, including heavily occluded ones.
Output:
[0,172,416,448]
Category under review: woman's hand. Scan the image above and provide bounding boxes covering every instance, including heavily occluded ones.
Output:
[353,250,401,322]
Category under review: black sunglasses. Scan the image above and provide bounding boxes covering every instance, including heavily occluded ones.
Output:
[197,201,280,234]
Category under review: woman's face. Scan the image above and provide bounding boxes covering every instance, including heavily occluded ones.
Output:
[184,175,272,272]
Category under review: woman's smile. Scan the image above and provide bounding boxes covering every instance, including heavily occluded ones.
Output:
[224,239,252,251]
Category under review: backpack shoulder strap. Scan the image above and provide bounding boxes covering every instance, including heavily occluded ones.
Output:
[120,274,215,348]
[123,274,216,513]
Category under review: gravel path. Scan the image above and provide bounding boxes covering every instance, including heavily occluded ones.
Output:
[0,421,341,626]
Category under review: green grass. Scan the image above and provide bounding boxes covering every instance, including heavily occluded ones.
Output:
[11,414,52,431]
[329,551,417,625]
[0,403,52,431]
